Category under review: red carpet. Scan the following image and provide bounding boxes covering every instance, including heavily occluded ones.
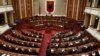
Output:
[38,30,58,56]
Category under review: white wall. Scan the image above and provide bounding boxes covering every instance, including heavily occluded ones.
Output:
[33,0,66,16]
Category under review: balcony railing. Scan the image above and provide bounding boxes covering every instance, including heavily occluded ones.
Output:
[87,27,100,41]
[84,7,100,17]
[0,5,13,13]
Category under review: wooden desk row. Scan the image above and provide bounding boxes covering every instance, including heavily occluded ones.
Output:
[21,29,43,38]
[12,30,42,42]
[0,39,39,55]
[50,42,100,55]
[4,35,41,48]
[51,37,92,48]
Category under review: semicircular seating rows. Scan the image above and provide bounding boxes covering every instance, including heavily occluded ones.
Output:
[50,31,100,56]
[0,16,100,56]
[0,29,43,56]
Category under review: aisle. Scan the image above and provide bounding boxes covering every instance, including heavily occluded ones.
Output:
[38,30,57,56]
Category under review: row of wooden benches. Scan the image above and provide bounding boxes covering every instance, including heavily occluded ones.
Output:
[12,30,42,42]
[3,35,41,48]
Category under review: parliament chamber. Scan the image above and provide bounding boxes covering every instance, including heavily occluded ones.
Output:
[0,0,100,56]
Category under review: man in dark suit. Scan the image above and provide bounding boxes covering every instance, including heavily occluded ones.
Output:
[46,44,51,56]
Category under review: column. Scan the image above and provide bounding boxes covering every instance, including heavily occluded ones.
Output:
[92,0,98,7]
[66,0,68,17]
[24,0,27,17]
[4,12,8,23]
[32,0,34,16]
[3,0,6,5]
[0,0,3,6]
[84,14,89,28]
[76,0,80,20]
[97,18,100,30]
[9,12,14,24]
[89,15,96,27]
[8,0,12,5]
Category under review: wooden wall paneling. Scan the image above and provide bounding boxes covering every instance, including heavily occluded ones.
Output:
[67,0,74,19]
[73,0,78,20]
[78,0,87,20]
[20,0,26,18]
[78,0,82,20]
[78,0,84,20]
[12,0,15,18]
[26,0,32,17]
[12,0,20,19]
[83,0,88,19]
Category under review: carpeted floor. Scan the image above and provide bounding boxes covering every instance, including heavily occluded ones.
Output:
[38,30,58,56]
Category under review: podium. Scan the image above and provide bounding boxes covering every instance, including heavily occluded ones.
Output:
[45,23,52,33]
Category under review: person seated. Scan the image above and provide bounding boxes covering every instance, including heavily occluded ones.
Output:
[55,43,59,48]
[46,44,51,56]
[1,54,10,56]
[28,48,32,53]
[36,35,41,38]
[82,37,89,42]
[94,50,100,56]
[3,44,6,48]
[81,54,89,56]
[88,50,100,56]
[81,45,88,52]
[52,38,57,43]
[65,43,69,47]
[69,36,76,41]
[79,31,85,37]
[34,43,39,47]
[68,42,74,46]
[51,49,54,55]
[65,37,70,41]
[87,43,95,51]
[15,47,19,51]
[54,49,62,55]
[8,45,12,50]
[67,48,74,54]
[58,43,66,48]
[60,38,65,42]
[23,48,29,54]
[17,47,22,53]
[27,42,31,46]
[37,38,42,42]
[15,19,21,24]
[75,40,80,44]
[72,47,79,54]
[61,49,65,54]
[63,49,69,55]
[21,42,24,45]
[21,48,25,52]
[56,39,60,42]
[34,38,38,42]
[65,31,74,36]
